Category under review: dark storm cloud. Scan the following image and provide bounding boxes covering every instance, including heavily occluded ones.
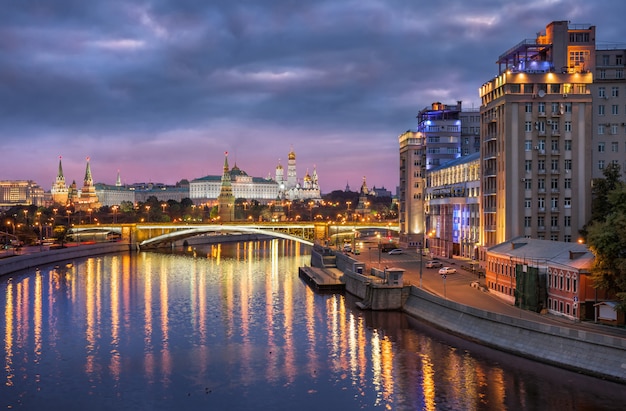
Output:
[2,0,626,191]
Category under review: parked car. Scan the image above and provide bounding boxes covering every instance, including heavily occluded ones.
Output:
[438,267,457,275]
[353,248,361,255]
[425,260,443,268]
[343,245,352,253]
[388,248,404,255]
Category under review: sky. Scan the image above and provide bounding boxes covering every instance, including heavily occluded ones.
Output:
[3,1,626,194]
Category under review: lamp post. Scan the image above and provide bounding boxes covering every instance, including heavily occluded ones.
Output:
[376,232,381,267]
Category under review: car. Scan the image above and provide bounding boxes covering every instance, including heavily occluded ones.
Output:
[353,248,361,255]
[425,260,443,268]
[438,267,457,275]
[388,248,404,255]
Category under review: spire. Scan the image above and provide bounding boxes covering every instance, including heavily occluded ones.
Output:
[223,151,230,174]
[57,156,64,179]
[116,169,122,186]
[84,156,93,185]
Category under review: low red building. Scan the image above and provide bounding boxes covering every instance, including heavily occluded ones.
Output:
[485,237,621,323]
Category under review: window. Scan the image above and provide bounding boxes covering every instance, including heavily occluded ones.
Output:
[551,140,559,151]
[551,102,559,113]
[617,69,624,79]
[599,160,605,170]
[564,178,571,189]
[564,235,572,243]
[564,215,571,227]
[551,159,559,172]
[564,139,572,150]
[524,216,532,227]
[525,102,533,113]
[525,121,533,132]
[538,178,545,190]
[524,179,532,190]
[617,55,624,65]
[551,215,559,227]
[551,197,558,209]
[602,55,610,65]
[612,86,619,97]
[598,124,605,135]
[525,140,532,151]
[538,139,546,150]
[564,159,572,171]
[612,124,619,135]
[599,69,606,79]
[612,142,619,152]
[538,198,545,209]
[538,215,545,227]
[551,178,558,190]
[564,121,572,132]
[599,87,606,97]
[524,198,531,208]
[536,121,546,133]
[525,160,532,172]
[599,105,605,116]
[564,198,571,208]
[563,102,572,113]
[538,160,545,172]
[538,102,546,114]
[598,142,605,152]
[612,105,619,115]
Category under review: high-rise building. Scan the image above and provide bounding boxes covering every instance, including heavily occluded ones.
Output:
[479,21,594,253]
[590,45,626,178]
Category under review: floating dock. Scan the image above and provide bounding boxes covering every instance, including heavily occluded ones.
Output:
[298,266,345,293]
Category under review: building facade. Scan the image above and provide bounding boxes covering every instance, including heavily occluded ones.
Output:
[590,45,626,178]
[425,152,480,259]
[275,148,322,201]
[479,21,594,253]
[0,180,45,208]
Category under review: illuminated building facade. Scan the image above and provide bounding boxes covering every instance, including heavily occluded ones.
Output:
[425,152,480,259]
[0,180,44,208]
[275,148,322,201]
[479,21,594,253]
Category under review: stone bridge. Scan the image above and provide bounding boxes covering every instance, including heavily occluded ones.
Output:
[70,222,400,250]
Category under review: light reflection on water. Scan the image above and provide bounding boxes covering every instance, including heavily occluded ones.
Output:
[1,239,625,410]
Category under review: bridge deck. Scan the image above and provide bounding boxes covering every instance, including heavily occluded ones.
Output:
[298,266,345,293]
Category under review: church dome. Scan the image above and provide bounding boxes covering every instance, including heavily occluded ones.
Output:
[288,149,296,160]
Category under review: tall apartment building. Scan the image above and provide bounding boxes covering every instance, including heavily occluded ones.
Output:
[479,21,594,253]
[590,46,626,177]
[398,130,426,247]
[398,101,467,248]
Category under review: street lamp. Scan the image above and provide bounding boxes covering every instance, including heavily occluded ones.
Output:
[376,232,381,267]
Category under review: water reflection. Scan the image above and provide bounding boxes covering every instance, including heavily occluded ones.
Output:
[1,239,625,410]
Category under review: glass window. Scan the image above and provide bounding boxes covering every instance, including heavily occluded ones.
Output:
[538,102,546,113]
[599,69,606,79]
[599,105,605,116]
[525,121,532,132]
[524,198,531,208]
[612,105,619,115]
[564,159,572,170]
[564,178,571,189]
[599,87,606,97]
[612,86,619,97]
[564,139,572,150]
[598,142,605,152]
[565,121,572,132]
[564,102,572,113]
[599,160,605,170]
[525,102,533,112]
[538,178,545,190]
[612,142,619,152]
[525,140,532,151]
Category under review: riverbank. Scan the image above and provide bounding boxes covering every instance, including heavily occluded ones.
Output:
[311,246,626,384]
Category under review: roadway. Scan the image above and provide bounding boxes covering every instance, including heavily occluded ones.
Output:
[354,244,626,339]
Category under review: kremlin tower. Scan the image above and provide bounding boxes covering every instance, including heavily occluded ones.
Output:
[50,156,69,205]
[217,152,235,222]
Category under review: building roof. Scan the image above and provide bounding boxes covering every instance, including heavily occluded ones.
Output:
[488,237,594,270]
[429,151,480,172]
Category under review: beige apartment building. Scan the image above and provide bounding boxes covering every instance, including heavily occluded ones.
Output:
[479,21,595,254]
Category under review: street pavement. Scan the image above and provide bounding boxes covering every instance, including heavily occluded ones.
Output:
[355,244,626,339]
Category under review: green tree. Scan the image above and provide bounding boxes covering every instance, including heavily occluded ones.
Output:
[586,181,626,313]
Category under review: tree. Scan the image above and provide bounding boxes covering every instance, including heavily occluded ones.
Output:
[586,181,626,313]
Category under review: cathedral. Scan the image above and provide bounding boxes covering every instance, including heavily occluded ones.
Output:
[275,147,321,201]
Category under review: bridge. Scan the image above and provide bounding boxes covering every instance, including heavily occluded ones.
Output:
[69,222,400,250]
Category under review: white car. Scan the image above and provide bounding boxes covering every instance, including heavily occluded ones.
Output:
[438,267,457,275]
[388,249,403,255]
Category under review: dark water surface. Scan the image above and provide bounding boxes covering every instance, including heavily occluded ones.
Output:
[1,240,625,410]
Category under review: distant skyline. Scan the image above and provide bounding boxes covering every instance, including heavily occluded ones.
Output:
[3,1,626,193]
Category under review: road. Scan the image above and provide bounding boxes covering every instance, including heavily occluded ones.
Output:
[356,245,626,339]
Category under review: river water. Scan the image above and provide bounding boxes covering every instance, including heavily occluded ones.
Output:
[1,239,625,410]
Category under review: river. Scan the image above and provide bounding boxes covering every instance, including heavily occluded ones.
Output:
[1,239,625,410]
